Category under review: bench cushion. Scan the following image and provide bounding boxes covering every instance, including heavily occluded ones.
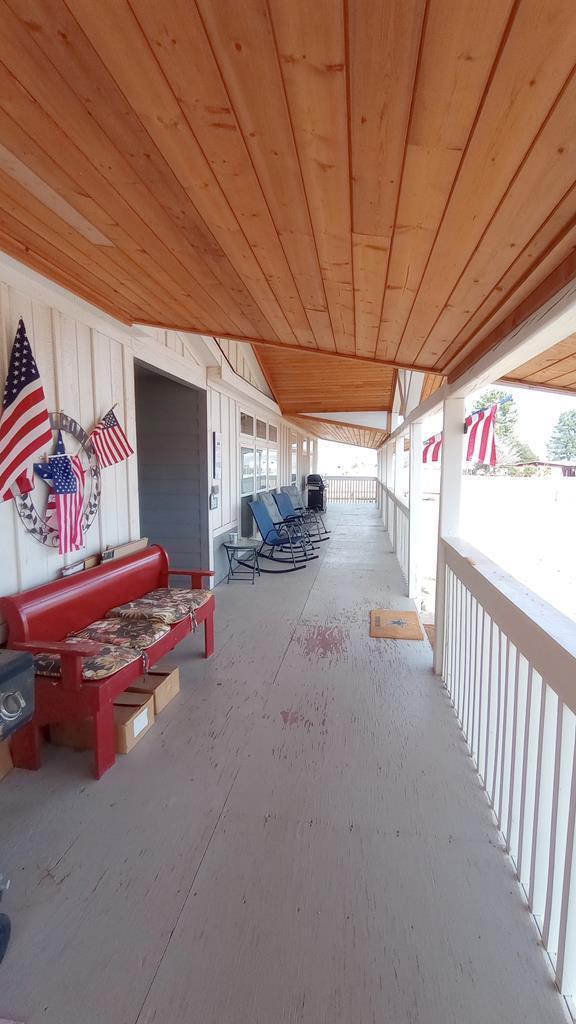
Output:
[107,587,212,625]
[69,617,170,651]
[34,643,141,682]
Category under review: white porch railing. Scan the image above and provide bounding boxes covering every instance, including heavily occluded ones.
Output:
[324,476,377,503]
[382,485,409,582]
[442,536,576,1014]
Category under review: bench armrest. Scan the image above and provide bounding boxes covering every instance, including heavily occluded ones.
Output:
[169,568,215,590]
[12,639,104,692]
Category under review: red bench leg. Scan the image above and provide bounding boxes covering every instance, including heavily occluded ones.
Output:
[204,608,214,658]
[94,703,116,780]
[11,722,42,771]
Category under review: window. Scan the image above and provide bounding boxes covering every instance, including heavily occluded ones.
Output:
[302,439,308,455]
[291,440,298,483]
[241,446,255,495]
[256,447,267,491]
[240,411,254,436]
[256,418,267,440]
[268,423,278,443]
[268,448,278,489]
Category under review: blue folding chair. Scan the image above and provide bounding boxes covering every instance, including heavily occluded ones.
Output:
[274,489,329,543]
[249,500,317,572]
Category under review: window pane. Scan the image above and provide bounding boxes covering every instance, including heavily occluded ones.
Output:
[256,447,267,491]
[240,412,254,436]
[268,424,278,443]
[268,449,278,489]
[291,441,298,483]
[241,446,255,495]
[256,418,267,440]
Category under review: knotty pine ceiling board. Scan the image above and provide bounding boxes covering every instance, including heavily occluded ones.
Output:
[255,347,395,414]
[0,0,573,387]
[287,415,388,450]
[501,332,576,392]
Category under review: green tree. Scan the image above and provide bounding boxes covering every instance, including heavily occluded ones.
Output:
[547,409,576,461]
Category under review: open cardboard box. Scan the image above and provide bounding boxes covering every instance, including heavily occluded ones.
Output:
[50,692,155,755]
[127,666,180,714]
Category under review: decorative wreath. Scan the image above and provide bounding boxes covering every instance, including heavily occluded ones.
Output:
[15,412,101,547]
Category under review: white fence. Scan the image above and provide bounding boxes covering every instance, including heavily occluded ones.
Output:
[383,486,409,582]
[324,476,377,503]
[442,537,576,1013]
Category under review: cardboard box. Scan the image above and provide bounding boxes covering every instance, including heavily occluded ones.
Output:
[0,739,13,782]
[127,667,180,714]
[50,693,155,756]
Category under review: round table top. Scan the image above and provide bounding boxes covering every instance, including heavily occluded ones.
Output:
[223,537,260,550]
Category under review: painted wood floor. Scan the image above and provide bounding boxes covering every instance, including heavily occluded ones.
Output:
[0,506,567,1024]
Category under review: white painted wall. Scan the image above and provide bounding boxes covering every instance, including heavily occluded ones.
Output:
[0,252,316,632]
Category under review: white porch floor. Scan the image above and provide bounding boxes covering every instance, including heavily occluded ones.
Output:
[0,506,567,1024]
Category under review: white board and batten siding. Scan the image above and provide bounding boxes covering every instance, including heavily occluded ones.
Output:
[0,252,315,637]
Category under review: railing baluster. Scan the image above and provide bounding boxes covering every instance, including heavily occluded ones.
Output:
[482,618,494,792]
[542,698,565,950]
[554,728,576,995]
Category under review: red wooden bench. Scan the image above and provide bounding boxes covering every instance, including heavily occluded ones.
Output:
[0,545,215,779]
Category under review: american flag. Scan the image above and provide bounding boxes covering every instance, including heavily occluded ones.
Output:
[0,319,52,501]
[422,432,443,463]
[422,401,501,465]
[89,407,133,468]
[465,403,498,467]
[50,449,85,555]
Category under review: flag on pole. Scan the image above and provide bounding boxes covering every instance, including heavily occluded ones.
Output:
[0,319,52,501]
[422,432,443,463]
[89,407,133,468]
[50,449,85,555]
[465,403,498,467]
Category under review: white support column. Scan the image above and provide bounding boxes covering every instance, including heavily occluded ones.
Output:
[408,422,422,602]
[385,443,393,536]
[434,397,466,675]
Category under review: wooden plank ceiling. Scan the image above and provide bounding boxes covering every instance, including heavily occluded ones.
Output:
[502,333,576,393]
[288,415,388,451]
[0,0,574,394]
[256,348,396,414]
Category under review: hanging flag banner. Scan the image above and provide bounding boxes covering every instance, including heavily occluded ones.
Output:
[465,403,498,467]
[422,397,510,466]
[0,318,52,501]
[89,407,133,468]
[422,432,443,463]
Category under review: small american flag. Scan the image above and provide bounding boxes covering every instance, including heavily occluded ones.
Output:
[90,407,133,468]
[465,403,498,467]
[422,432,443,463]
[50,450,85,555]
[0,319,52,501]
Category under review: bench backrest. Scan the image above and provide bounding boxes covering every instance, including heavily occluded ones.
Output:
[0,545,170,643]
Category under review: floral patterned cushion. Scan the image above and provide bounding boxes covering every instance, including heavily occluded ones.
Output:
[69,617,170,651]
[34,643,141,682]
[107,588,211,625]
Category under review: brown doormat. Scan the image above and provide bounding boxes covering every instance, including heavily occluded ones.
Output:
[370,609,424,640]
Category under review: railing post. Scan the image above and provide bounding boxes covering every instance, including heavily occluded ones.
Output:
[434,397,465,675]
[408,422,422,602]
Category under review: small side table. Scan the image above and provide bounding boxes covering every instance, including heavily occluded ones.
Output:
[223,538,261,584]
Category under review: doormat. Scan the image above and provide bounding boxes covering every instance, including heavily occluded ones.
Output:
[369,609,423,640]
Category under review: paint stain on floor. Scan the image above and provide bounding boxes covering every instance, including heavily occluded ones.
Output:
[299,623,348,661]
